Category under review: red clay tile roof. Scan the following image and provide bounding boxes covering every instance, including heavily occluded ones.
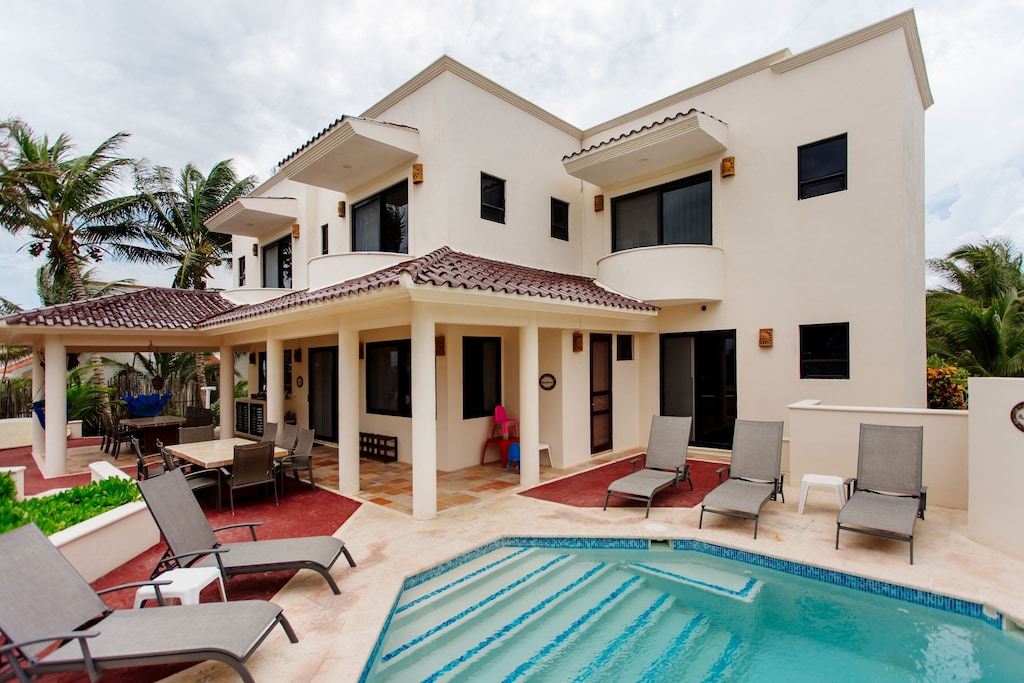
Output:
[278,115,420,168]
[201,247,656,326]
[563,109,725,160]
[1,288,236,329]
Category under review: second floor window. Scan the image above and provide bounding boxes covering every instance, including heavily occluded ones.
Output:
[798,133,847,199]
[321,223,329,255]
[262,235,292,288]
[612,171,712,252]
[800,322,850,379]
[238,256,246,287]
[353,180,408,253]
[551,198,569,241]
[481,172,505,223]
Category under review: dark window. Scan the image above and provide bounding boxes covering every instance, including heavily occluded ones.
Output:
[551,198,569,241]
[798,134,847,199]
[321,223,329,255]
[612,171,712,252]
[366,340,411,416]
[800,322,850,379]
[463,337,501,419]
[617,335,633,361]
[257,350,293,394]
[481,173,505,223]
[262,235,292,288]
[352,181,408,253]
[238,256,245,287]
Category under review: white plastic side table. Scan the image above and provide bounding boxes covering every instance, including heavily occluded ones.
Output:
[134,567,225,608]
[798,474,846,514]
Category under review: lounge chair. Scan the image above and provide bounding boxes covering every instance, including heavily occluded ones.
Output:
[138,469,355,595]
[603,415,693,518]
[699,420,785,538]
[836,423,924,564]
[0,523,297,683]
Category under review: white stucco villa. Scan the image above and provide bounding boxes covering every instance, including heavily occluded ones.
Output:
[1,11,937,521]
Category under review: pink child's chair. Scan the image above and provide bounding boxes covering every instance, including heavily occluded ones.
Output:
[492,405,519,439]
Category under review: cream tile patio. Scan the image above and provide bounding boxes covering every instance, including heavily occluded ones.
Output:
[58,440,1024,682]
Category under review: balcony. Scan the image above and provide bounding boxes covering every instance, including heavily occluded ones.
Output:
[564,110,728,187]
[597,244,724,304]
[307,252,412,290]
[205,197,298,238]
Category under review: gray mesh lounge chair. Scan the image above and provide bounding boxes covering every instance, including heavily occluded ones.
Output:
[699,420,785,538]
[603,416,693,518]
[836,423,924,564]
[138,469,355,595]
[0,523,297,683]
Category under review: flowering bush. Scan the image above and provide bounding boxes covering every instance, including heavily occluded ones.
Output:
[927,366,968,409]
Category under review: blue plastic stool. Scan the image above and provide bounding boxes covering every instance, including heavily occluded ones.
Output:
[506,442,520,472]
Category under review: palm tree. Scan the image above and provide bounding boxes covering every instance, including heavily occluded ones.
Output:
[130,160,256,387]
[927,237,1024,307]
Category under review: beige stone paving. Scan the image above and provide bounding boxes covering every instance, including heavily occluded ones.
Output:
[152,479,1024,683]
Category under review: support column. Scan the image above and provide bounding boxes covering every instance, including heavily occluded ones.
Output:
[338,325,360,495]
[411,305,437,519]
[519,316,540,487]
[31,345,44,460]
[219,344,233,440]
[43,336,67,477]
[266,338,284,424]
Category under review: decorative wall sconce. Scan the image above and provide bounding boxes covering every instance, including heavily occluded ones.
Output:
[252,244,259,256]
[759,328,774,348]
[293,348,302,363]
[412,163,424,184]
[249,352,257,364]
[572,331,584,353]
[337,201,346,217]
[594,195,604,212]
[435,336,445,356]
[721,156,736,177]
[291,223,301,239]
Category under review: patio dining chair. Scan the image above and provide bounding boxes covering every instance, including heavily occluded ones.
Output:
[275,423,298,452]
[130,436,166,481]
[263,421,278,444]
[836,423,924,564]
[178,424,215,444]
[0,523,297,683]
[220,441,278,516]
[276,427,316,497]
[604,415,693,517]
[137,469,355,595]
[157,440,222,513]
[699,419,785,538]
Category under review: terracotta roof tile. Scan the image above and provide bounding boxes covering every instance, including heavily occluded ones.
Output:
[2,288,236,330]
[563,109,725,161]
[201,247,656,327]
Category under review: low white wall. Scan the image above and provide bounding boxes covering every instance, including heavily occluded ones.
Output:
[788,399,968,510]
[967,378,1024,560]
[0,417,34,448]
[0,466,26,500]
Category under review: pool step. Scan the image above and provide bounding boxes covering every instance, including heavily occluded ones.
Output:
[625,560,764,602]
[395,546,532,614]
[375,556,615,677]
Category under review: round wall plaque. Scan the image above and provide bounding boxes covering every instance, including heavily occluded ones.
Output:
[296,376,304,388]
[1011,401,1024,432]
[539,373,557,391]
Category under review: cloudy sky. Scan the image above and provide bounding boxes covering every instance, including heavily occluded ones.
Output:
[2,0,1021,309]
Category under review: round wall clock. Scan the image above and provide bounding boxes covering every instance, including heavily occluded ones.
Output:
[1011,401,1024,432]
[539,373,557,391]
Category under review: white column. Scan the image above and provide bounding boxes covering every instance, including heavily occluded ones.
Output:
[219,344,233,440]
[43,335,67,477]
[266,338,284,424]
[31,345,44,459]
[411,305,437,519]
[338,325,360,496]
[518,316,540,487]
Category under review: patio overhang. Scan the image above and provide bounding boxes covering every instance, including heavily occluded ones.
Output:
[205,197,299,238]
[564,110,728,187]
[280,117,420,193]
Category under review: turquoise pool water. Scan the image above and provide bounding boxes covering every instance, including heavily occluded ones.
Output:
[360,538,1024,682]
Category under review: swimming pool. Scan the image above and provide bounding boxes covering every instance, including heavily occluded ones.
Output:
[360,537,1024,682]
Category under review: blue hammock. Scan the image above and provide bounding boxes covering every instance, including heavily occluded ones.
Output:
[31,400,71,429]
[121,393,173,418]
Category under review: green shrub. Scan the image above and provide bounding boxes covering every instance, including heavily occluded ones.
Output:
[0,477,141,536]
[0,472,16,503]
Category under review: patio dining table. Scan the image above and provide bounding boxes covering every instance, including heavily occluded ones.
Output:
[165,437,288,469]
[121,415,186,454]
